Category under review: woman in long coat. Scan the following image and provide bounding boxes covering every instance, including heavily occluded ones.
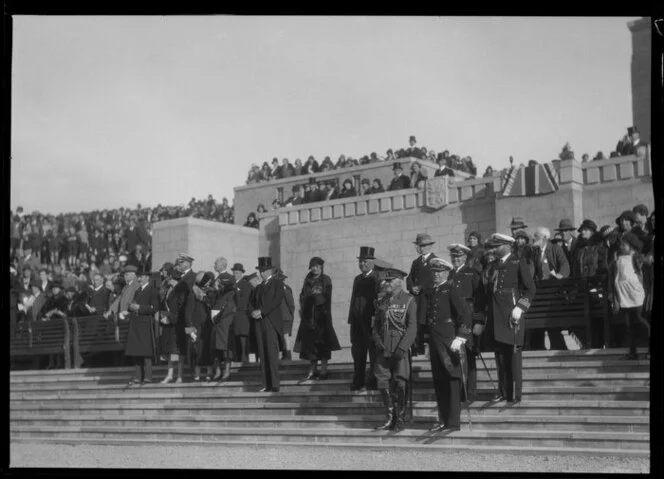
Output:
[293,257,341,380]
[158,266,187,383]
[188,271,216,381]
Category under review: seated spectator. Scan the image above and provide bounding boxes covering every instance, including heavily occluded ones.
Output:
[271,199,281,210]
[270,158,282,179]
[347,157,360,167]
[370,178,385,194]
[26,279,48,322]
[609,151,620,158]
[65,286,91,318]
[405,135,425,159]
[388,162,410,191]
[385,149,397,161]
[360,178,372,195]
[259,162,272,182]
[285,186,306,206]
[581,154,590,163]
[309,180,324,202]
[244,213,259,229]
[369,152,381,163]
[293,159,303,176]
[334,155,347,170]
[427,150,437,163]
[409,161,428,189]
[127,243,149,271]
[593,151,606,161]
[482,166,494,177]
[320,156,335,172]
[324,181,338,201]
[302,183,312,203]
[338,179,357,199]
[303,156,320,174]
[359,155,371,165]
[435,156,455,177]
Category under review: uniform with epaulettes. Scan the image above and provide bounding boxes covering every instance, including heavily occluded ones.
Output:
[484,236,537,403]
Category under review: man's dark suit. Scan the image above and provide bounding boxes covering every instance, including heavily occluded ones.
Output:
[388,175,411,191]
[407,252,437,354]
[252,275,284,390]
[347,270,379,389]
[87,285,111,315]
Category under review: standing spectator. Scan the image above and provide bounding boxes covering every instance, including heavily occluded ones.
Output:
[87,273,111,315]
[125,218,150,254]
[158,264,187,384]
[303,156,319,174]
[409,161,428,189]
[280,158,295,178]
[294,257,341,379]
[244,213,259,229]
[360,179,372,195]
[256,204,267,214]
[338,179,357,199]
[581,154,590,163]
[78,222,89,263]
[37,268,51,293]
[259,162,272,182]
[270,158,281,179]
[208,259,236,381]
[571,220,603,278]
[406,135,425,159]
[19,245,41,273]
[466,231,486,273]
[620,126,646,156]
[509,217,529,238]
[385,149,397,162]
[406,233,438,356]
[435,156,456,177]
[190,271,217,382]
[293,159,303,176]
[274,268,295,361]
[334,155,347,170]
[608,211,636,262]
[554,218,577,264]
[127,243,149,271]
[370,179,385,194]
[388,163,411,191]
[231,263,252,363]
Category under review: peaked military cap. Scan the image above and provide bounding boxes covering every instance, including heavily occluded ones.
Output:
[430,257,453,272]
[447,244,471,257]
[491,233,516,245]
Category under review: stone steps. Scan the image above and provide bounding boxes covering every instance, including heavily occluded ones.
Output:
[10,424,650,451]
[9,412,650,433]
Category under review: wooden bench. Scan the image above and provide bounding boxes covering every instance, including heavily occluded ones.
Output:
[70,316,130,368]
[10,317,71,369]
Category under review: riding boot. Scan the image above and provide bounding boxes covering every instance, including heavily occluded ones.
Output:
[375,388,395,430]
[392,382,407,432]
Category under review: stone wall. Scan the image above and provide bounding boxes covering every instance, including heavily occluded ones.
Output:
[152,217,259,274]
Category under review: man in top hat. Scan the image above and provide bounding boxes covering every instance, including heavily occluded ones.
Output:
[406,135,425,159]
[425,257,473,432]
[388,162,411,191]
[125,267,160,385]
[483,233,537,404]
[447,243,486,403]
[348,246,380,391]
[555,218,577,264]
[372,266,417,432]
[231,263,252,363]
[406,233,438,356]
[620,126,646,156]
[250,257,284,392]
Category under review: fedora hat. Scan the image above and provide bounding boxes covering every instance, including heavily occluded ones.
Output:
[577,219,598,233]
[509,217,528,229]
[555,218,575,231]
[357,246,376,260]
[256,257,273,272]
[413,233,435,246]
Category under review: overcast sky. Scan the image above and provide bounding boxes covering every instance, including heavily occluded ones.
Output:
[11,16,640,215]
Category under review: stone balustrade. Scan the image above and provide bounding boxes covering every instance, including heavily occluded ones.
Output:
[580,152,651,185]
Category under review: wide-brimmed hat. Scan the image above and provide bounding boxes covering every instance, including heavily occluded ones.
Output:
[309,257,325,268]
[256,257,273,272]
[510,217,528,230]
[577,219,598,233]
[555,218,575,231]
[616,210,636,225]
[357,246,376,260]
[430,257,453,272]
[231,263,245,273]
[413,233,435,246]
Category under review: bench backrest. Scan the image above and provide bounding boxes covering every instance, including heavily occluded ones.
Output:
[10,317,71,368]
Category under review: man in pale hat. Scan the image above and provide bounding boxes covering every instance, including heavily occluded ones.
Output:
[348,246,379,391]
[447,243,486,402]
[425,257,472,432]
[250,257,284,392]
[406,233,438,356]
[372,266,417,432]
[388,162,411,191]
[483,233,537,405]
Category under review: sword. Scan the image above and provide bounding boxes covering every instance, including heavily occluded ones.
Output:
[477,348,498,393]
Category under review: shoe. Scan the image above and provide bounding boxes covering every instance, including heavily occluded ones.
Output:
[205,376,212,382]
[508,398,521,406]
[160,376,174,384]
[259,387,272,392]
[318,372,329,380]
[193,377,201,382]
[141,379,152,385]
[271,388,280,392]
[442,425,460,432]
[375,390,395,431]
[491,394,507,402]
[428,423,445,432]
[174,378,183,384]
[127,379,139,386]
[305,372,318,380]
[221,362,231,381]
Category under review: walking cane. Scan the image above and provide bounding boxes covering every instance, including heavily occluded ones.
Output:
[458,348,472,430]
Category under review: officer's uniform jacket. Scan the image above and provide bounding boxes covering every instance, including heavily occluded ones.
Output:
[449,264,486,326]
[426,281,472,377]
[485,253,537,346]
[406,252,438,326]
[372,289,417,358]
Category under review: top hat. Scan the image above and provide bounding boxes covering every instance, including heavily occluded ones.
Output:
[509,217,528,230]
[413,233,435,246]
[627,126,639,136]
[616,210,636,225]
[447,243,472,257]
[409,135,416,142]
[357,246,376,260]
[393,162,403,171]
[231,263,245,273]
[256,257,274,272]
[577,219,598,233]
[555,218,575,231]
[430,257,453,272]
[309,257,325,268]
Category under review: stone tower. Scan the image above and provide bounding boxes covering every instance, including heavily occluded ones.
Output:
[628,18,651,143]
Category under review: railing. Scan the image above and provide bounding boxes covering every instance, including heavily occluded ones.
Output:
[580,152,652,185]
[70,315,130,368]
[10,317,71,369]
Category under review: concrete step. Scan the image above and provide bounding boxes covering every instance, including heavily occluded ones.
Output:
[10,399,650,417]
[8,435,650,458]
[9,412,650,433]
[10,424,650,450]
[10,385,650,404]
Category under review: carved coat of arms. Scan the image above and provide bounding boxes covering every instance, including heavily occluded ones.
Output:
[424,176,449,210]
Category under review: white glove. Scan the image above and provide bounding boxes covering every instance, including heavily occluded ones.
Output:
[450,337,466,352]
[511,307,523,321]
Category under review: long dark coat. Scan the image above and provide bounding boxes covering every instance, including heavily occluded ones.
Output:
[159,284,188,356]
[188,289,215,367]
[406,253,438,326]
[484,254,537,348]
[233,277,252,336]
[347,270,379,348]
[124,284,160,358]
[211,290,236,354]
[294,273,341,360]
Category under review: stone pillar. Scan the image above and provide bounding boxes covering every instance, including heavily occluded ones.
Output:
[628,18,651,144]
[557,159,584,228]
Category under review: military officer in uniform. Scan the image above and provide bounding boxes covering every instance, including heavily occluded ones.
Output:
[372,267,418,432]
[447,243,486,403]
[425,257,472,432]
[348,246,379,391]
[406,233,437,356]
[484,234,537,404]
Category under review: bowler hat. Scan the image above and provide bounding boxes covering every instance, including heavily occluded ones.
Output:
[510,217,528,230]
[256,257,273,272]
[413,233,435,246]
[231,263,245,273]
[357,246,376,260]
[616,210,636,225]
[621,232,643,253]
[393,162,403,171]
[577,219,598,233]
[555,219,575,231]
[309,257,325,268]
[430,257,453,272]
[447,244,471,257]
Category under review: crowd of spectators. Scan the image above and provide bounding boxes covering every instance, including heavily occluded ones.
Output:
[9,194,235,330]
[245,135,478,185]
